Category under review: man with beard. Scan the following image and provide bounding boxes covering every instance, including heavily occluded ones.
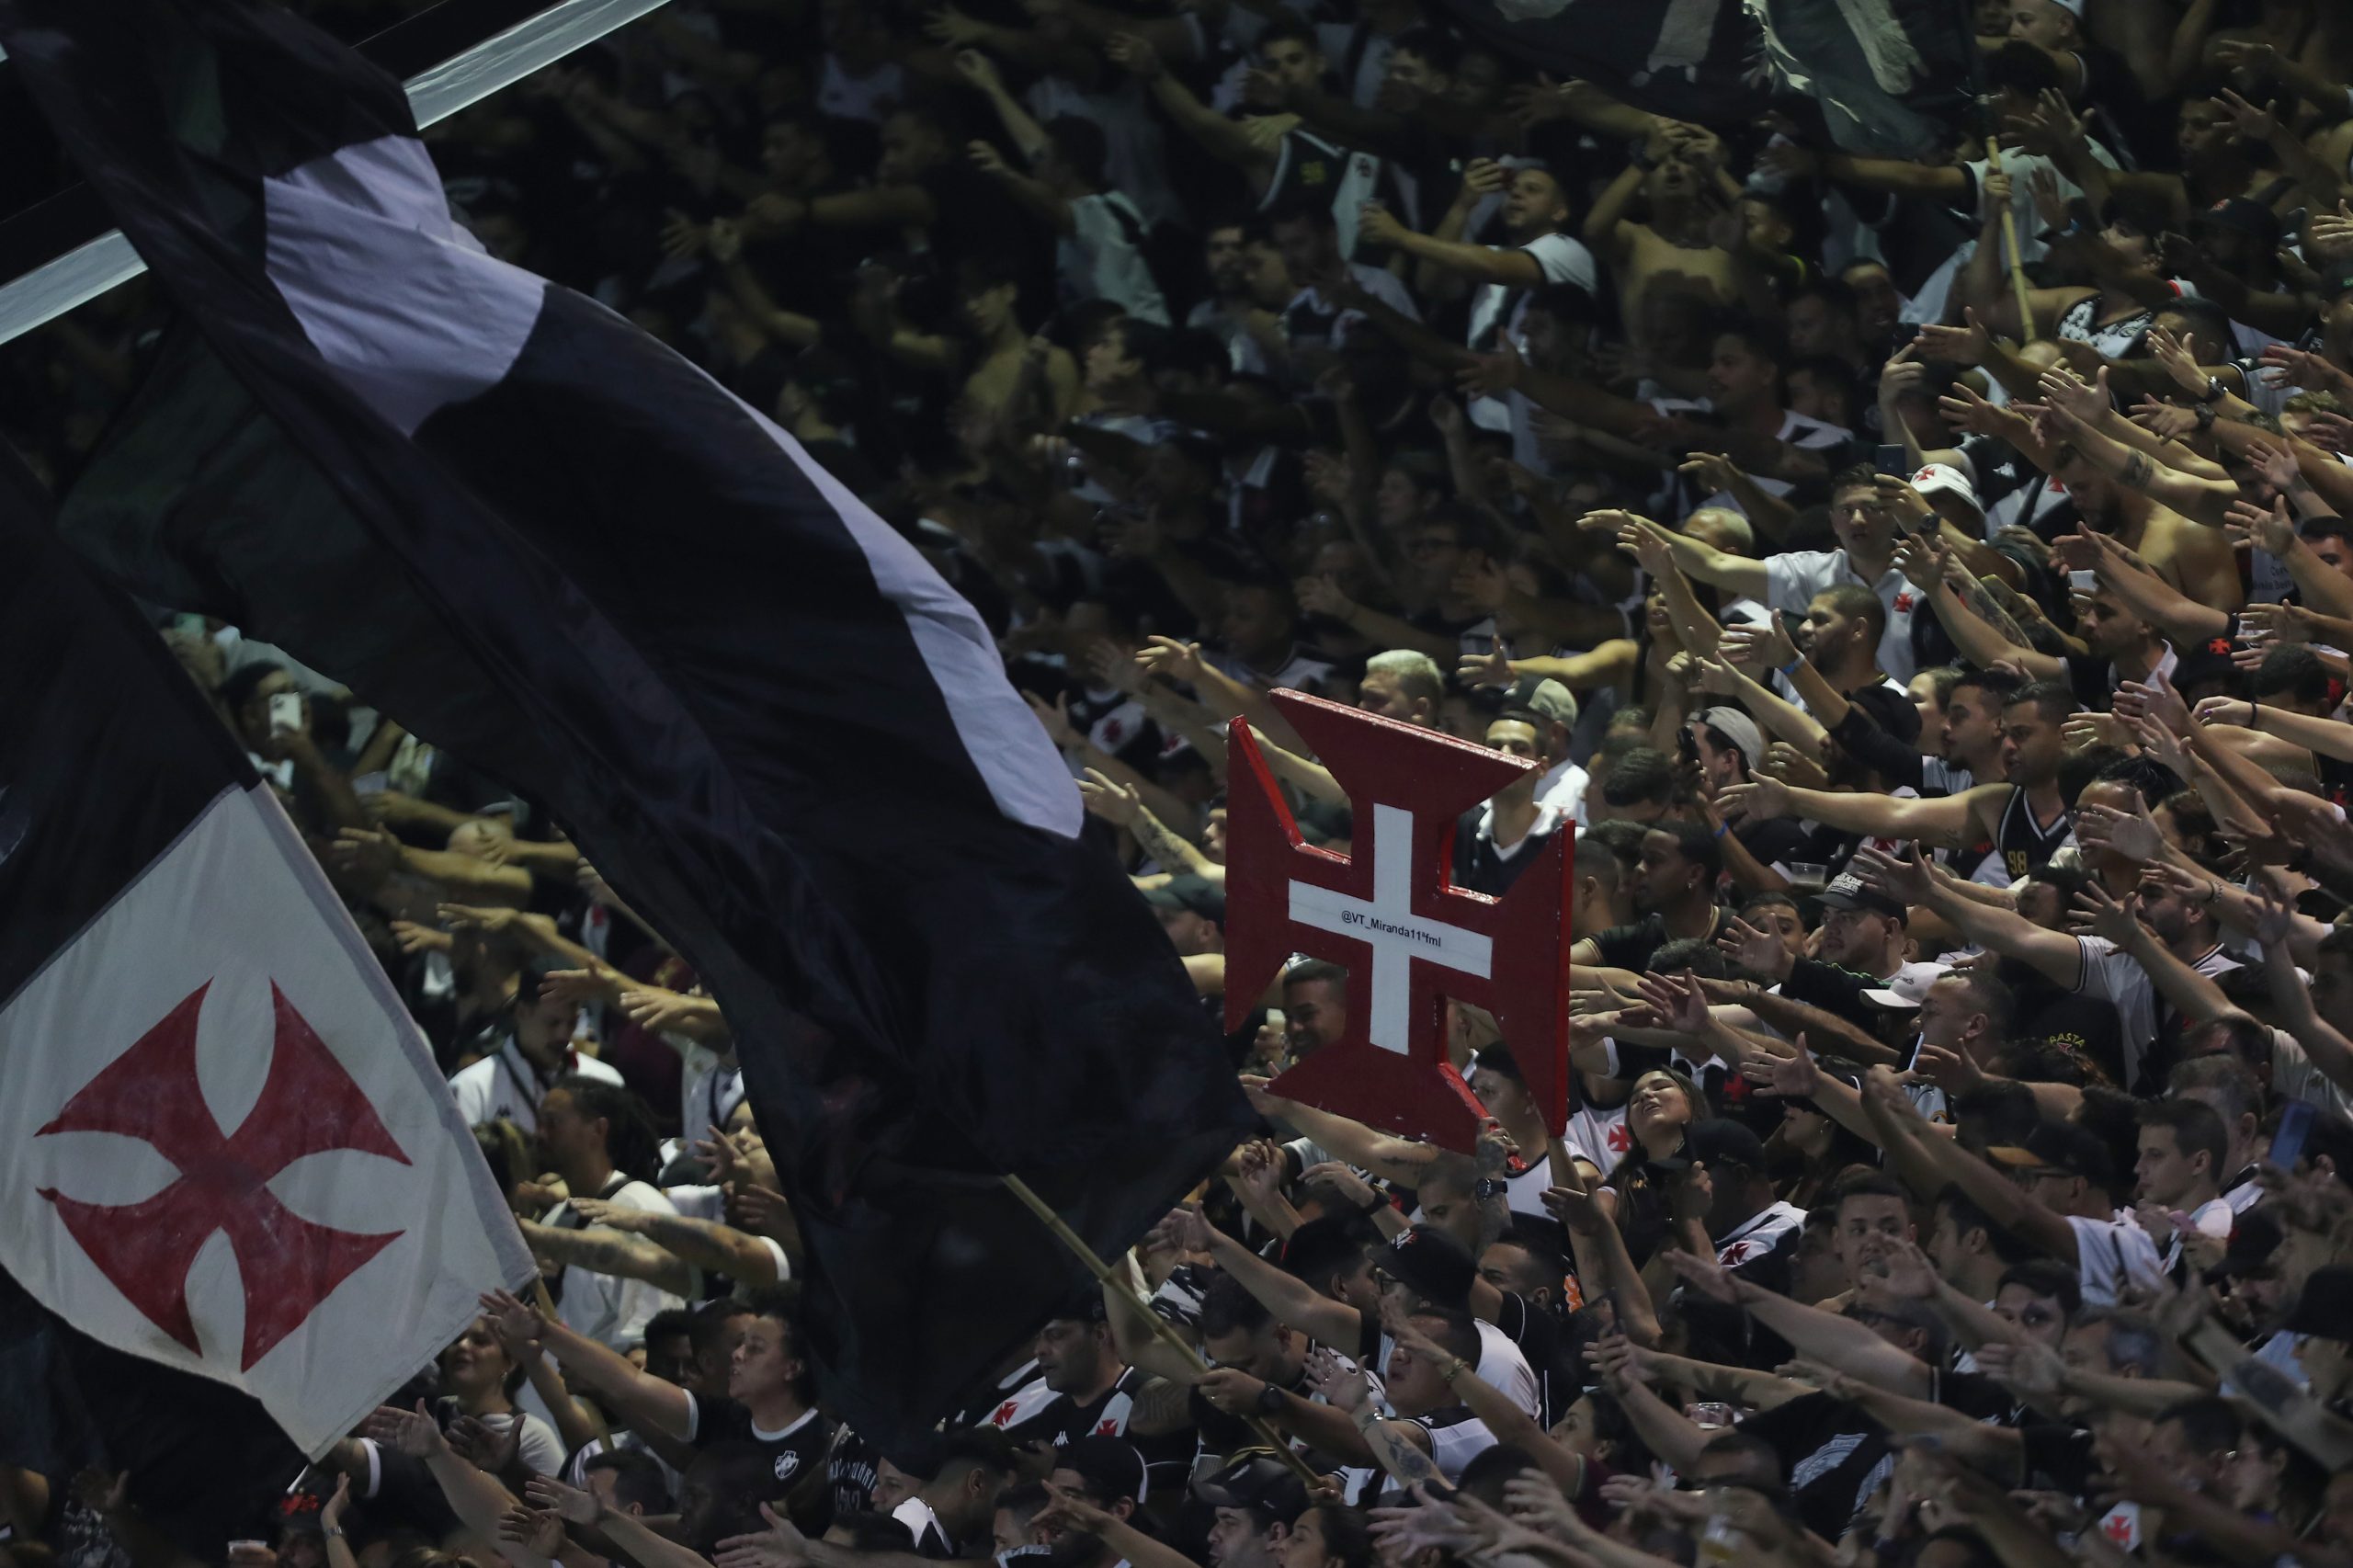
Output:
[1722,680,2079,887]
[1566,824,1730,977]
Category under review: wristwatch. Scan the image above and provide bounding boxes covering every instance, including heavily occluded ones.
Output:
[1472,1177,1509,1200]
[2197,375,2227,403]
[1256,1382,1287,1415]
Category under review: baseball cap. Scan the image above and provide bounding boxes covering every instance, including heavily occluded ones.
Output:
[1909,462,1983,518]
[1142,873,1226,926]
[1193,1453,1309,1522]
[1816,871,1908,923]
[2045,0,2085,16]
[1513,676,1579,731]
[2204,1210,2283,1284]
[2195,196,2280,248]
[1685,1118,1768,1174]
[1988,1119,2114,1186]
[1377,1224,1476,1311]
[2280,1264,2353,1340]
[1056,1436,1148,1505]
[1697,707,1765,767]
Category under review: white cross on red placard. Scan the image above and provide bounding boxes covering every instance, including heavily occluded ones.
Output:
[1219,690,1572,1149]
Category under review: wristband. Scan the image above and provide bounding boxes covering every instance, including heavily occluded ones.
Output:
[324,1528,347,1540]
[1441,1357,1470,1384]
[1779,656,1803,678]
[1358,1191,1388,1217]
[1713,822,1731,839]
[2202,881,2221,905]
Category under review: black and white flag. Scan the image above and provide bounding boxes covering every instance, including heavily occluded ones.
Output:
[0,0,1252,1460]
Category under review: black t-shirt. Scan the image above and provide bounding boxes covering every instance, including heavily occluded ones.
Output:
[1005,1367,1199,1494]
[829,1426,881,1525]
[1452,812,1557,897]
[1739,1392,1890,1542]
[685,1395,835,1529]
[1492,1291,1577,1429]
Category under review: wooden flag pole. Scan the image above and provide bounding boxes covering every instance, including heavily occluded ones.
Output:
[1984,140,2036,342]
[999,1174,1324,1485]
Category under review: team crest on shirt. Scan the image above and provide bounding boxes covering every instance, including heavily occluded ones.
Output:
[775,1452,801,1481]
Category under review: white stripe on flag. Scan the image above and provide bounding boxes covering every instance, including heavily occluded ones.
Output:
[260,134,1081,839]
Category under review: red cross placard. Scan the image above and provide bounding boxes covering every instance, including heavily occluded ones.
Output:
[1222,690,1571,1150]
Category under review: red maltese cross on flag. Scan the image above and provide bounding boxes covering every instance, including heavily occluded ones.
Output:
[1222,690,1572,1150]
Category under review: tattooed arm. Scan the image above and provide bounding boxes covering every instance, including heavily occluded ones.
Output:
[520,1221,694,1298]
[2059,413,2239,527]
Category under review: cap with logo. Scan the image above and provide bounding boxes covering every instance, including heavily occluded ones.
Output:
[1909,462,1983,518]
[1816,871,1908,923]
[1378,1224,1476,1310]
[1192,1452,1310,1522]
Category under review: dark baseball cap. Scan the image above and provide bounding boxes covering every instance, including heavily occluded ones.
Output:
[1686,1118,1768,1175]
[2280,1264,2353,1340]
[1988,1119,2113,1186]
[1816,871,1908,923]
[2194,196,2279,247]
[1377,1224,1476,1311]
[1143,873,1226,925]
[2204,1209,2282,1283]
[1192,1453,1309,1522]
[1054,1436,1147,1505]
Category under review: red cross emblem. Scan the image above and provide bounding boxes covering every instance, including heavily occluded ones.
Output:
[1223,692,1571,1148]
[1893,592,1915,614]
[1606,1121,1631,1153]
[2102,1510,2135,1545]
[1093,1418,1120,1436]
[992,1401,1020,1425]
[35,979,410,1369]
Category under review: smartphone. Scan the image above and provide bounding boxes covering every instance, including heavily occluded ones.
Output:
[267,690,302,736]
[1874,443,1912,478]
[2273,1099,2315,1171]
[2069,569,2098,594]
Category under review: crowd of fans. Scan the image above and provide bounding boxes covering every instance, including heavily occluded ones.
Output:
[9,1,2353,1567]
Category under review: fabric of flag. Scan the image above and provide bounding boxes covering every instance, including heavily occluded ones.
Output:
[0,441,535,1543]
[1426,0,1764,122]
[1749,0,1978,158]
[0,0,1253,1460]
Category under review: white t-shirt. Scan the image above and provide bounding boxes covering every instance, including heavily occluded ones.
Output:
[2270,1027,2353,1116]
[2065,1212,2165,1306]
[545,1177,684,1351]
[1763,548,1918,683]
[449,1041,623,1134]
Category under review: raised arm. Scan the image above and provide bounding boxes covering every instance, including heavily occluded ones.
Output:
[1715,774,1989,850]
[519,1221,696,1299]
[486,1290,692,1440]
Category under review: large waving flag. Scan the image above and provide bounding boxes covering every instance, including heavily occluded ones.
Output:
[0,0,1252,1457]
[0,444,534,1546]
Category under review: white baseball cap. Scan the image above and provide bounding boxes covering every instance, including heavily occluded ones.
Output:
[1909,461,1984,518]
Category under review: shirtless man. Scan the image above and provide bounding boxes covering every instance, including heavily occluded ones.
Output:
[1582,120,1740,355]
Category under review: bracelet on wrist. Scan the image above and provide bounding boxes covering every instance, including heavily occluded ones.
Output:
[1779,656,1803,677]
